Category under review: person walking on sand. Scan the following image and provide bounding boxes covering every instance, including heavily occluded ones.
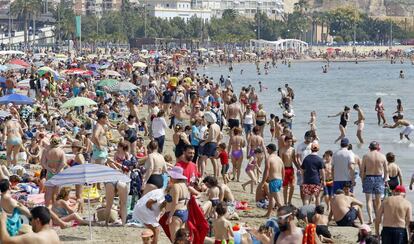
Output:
[262,143,283,218]
[280,135,298,205]
[360,141,388,225]
[328,106,350,144]
[353,104,365,144]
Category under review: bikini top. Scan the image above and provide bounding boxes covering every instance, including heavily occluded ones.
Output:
[165,184,189,203]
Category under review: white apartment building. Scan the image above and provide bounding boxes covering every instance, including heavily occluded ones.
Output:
[148,0,212,22]
[194,0,284,19]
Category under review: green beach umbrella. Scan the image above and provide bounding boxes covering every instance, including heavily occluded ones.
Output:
[96,79,118,87]
[62,97,97,108]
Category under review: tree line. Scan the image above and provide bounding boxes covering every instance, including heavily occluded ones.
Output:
[10,0,413,46]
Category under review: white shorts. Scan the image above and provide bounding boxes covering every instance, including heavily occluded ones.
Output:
[402,124,414,136]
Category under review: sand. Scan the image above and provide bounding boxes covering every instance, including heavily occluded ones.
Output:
[56,113,360,243]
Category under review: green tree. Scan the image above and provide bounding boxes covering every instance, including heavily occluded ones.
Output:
[222,9,237,20]
[11,0,42,45]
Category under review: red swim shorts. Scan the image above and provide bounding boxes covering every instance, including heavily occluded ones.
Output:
[283,167,295,187]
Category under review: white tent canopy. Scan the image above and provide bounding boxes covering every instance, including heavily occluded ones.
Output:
[249,39,309,53]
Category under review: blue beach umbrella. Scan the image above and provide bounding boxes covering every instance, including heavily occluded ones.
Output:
[0,65,8,72]
[0,94,35,105]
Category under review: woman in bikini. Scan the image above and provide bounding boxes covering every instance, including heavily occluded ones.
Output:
[143,141,167,195]
[375,97,386,125]
[3,116,24,166]
[255,104,267,137]
[227,127,245,182]
[52,187,88,226]
[386,152,403,192]
[163,166,190,242]
[242,148,263,194]
[393,98,404,118]
[328,106,350,144]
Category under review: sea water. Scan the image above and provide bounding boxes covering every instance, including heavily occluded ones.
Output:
[203,60,414,206]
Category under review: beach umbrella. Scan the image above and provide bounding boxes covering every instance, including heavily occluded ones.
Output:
[8,59,30,68]
[109,81,138,92]
[0,65,8,72]
[37,66,59,78]
[63,68,92,76]
[132,61,147,68]
[6,63,26,70]
[0,94,35,105]
[87,63,100,70]
[16,79,30,90]
[96,79,118,87]
[45,164,130,240]
[99,64,110,70]
[33,61,45,67]
[103,70,121,77]
[61,97,97,108]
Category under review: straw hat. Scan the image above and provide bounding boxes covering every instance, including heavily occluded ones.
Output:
[71,140,85,150]
[50,135,61,147]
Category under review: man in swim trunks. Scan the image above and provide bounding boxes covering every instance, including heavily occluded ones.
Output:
[330,189,364,227]
[92,112,109,165]
[360,141,388,225]
[199,114,221,177]
[383,115,414,141]
[41,136,66,207]
[226,96,243,130]
[279,135,297,205]
[375,185,412,244]
[353,104,365,144]
[262,143,284,218]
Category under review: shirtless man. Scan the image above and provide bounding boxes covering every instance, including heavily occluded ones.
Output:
[222,88,233,115]
[383,115,414,141]
[262,143,284,218]
[279,136,298,205]
[275,205,303,244]
[353,104,365,144]
[190,103,204,121]
[92,112,109,165]
[2,116,24,165]
[127,100,139,119]
[171,99,189,127]
[226,96,243,131]
[329,189,364,227]
[247,126,267,176]
[0,206,60,244]
[199,114,221,177]
[375,185,412,244]
[41,136,66,206]
[360,141,388,225]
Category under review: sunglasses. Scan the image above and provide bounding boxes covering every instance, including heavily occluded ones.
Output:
[276,212,292,222]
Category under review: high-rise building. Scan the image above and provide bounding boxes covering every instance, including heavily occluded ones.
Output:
[195,0,284,19]
[148,0,212,22]
[72,0,122,16]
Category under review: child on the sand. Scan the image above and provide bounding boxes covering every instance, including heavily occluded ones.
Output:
[212,202,234,244]
[216,143,230,184]
[312,205,333,243]
[242,148,263,194]
[202,176,221,218]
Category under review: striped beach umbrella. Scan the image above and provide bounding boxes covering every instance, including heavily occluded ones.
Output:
[45,164,130,240]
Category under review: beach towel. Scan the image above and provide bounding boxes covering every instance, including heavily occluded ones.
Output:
[302,224,317,244]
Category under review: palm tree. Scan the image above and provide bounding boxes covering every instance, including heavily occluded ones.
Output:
[10,0,42,46]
